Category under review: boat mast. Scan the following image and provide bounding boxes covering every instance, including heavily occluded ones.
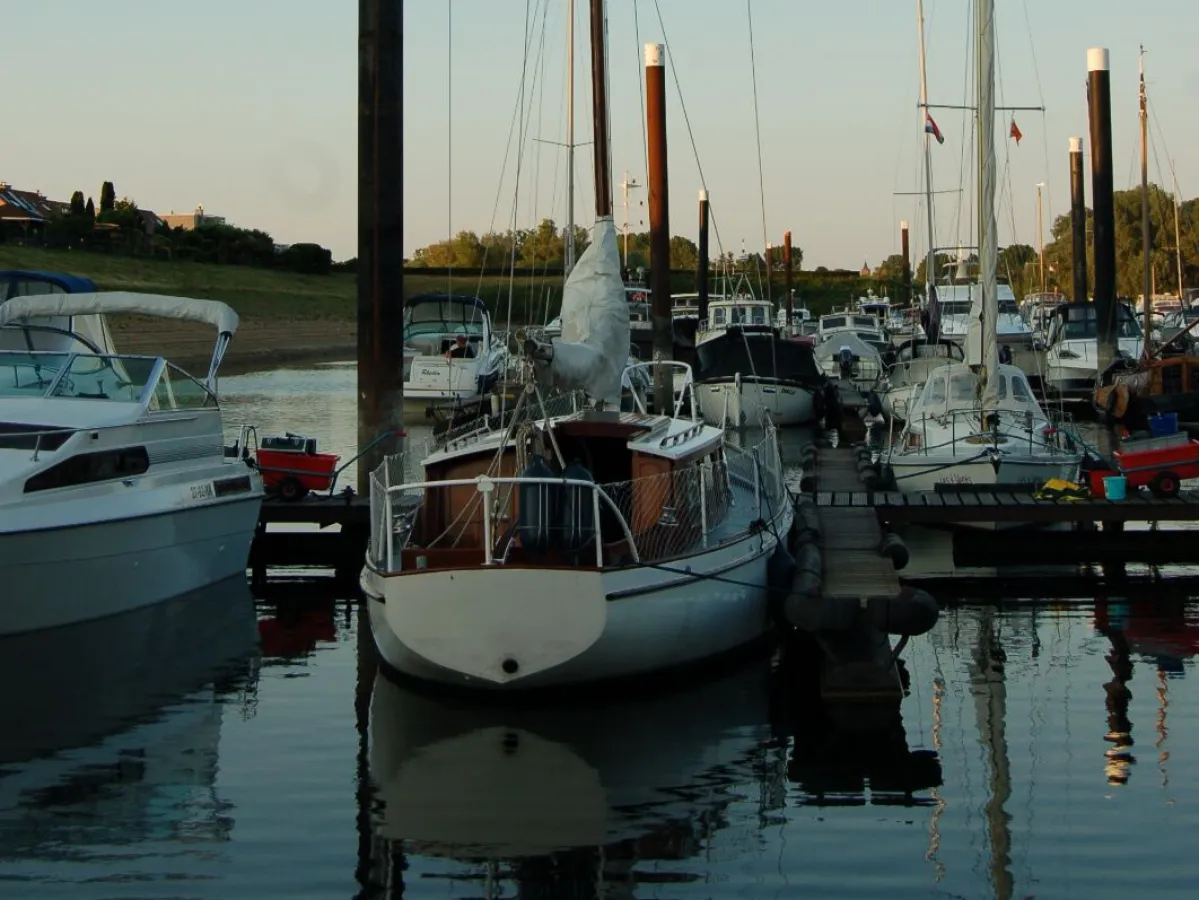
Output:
[916,0,936,303]
[588,0,613,219]
[977,0,1000,408]
[565,0,576,274]
[1140,46,1152,351]
[1173,163,1185,303]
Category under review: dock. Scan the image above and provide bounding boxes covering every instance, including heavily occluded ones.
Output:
[249,492,371,585]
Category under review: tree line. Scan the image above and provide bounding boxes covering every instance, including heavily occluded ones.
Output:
[406,218,805,275]
[29,180,336,275]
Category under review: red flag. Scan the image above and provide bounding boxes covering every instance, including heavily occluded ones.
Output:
[1010,119,1023,145]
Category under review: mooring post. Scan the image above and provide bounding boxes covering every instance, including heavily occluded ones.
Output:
[783,231,794,331]
[1069,137,1089,303]
[900,221,911,308]
[645,42,674,412]
[357,0,405,496]
[697,189,710,324]
[1087,48,1117,369]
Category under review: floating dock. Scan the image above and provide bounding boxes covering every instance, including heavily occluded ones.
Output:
[249,493,371,585]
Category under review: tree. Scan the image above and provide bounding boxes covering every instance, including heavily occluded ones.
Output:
[875,253,908,283]
[69,191,86,216]
[84,197,95,219]
[99,181,116,213]
[669,235,698,271]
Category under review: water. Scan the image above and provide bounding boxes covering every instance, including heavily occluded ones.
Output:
[2,365,1198,899]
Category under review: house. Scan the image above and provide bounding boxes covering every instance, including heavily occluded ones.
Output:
[0,183,66,237]
[161,204,226,231]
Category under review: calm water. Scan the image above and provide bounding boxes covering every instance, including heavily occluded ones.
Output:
[2,364,1197,899]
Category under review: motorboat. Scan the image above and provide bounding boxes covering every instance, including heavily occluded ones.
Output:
[402,293,507,420]
[813,332,883,393]
[1042,301,1144,401]
[930,258,1036,350]
[886,362,1082,495]
[0,269,117,354]
[693,283,824,427]
[815,311,889,356]
[360,220,793,692]
[877,337,964,421]
[0,291,264,635]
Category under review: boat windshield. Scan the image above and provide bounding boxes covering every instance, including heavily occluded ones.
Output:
[49,354,161,402]
[0,351,71,397]
[1058,305,1142,339]
[920,369,1040,414]
[998,298,1019,315]
[938,301,971,316]
[404,299,488,340]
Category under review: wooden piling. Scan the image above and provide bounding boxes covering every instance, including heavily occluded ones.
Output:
[783,231,794,329]
[1087,48,1118,361]
[645,41,674,410]
[1069,137,1089,303]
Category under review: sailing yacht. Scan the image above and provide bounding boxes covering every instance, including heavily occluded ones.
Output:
[0,292,264,634]
[885,0,1082,502]
[359,3,793,692]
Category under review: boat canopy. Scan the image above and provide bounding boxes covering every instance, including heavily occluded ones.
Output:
[0,291,239,337]
[911,362,1042,418]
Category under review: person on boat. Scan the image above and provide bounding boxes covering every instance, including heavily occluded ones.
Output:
[445,333,474,359]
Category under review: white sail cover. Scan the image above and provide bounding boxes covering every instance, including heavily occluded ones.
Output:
[550,217,630,406]
[0,291,240,336]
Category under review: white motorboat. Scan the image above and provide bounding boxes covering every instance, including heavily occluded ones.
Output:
[929,258,1036,350]
[693,286,824,427]
[815,311,889,356]
[0,291,264,635]
[360,220,793,691]
[1043,301,1144,400]
[885,0,1082,519]
[814,332,884,392]
[887,362,1082,494]
[877,337,964,421]
[402,293,507,420]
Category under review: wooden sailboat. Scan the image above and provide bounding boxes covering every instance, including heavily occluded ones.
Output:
[359,0,794,692]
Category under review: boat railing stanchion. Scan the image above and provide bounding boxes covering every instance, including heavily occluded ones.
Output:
[592,486,604,567]
[699,461,709,548]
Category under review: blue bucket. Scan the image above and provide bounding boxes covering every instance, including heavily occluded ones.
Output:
[1103,475,1127,501]
[1149,412,1179,436]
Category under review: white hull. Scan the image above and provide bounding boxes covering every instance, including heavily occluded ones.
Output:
[695,379,815,427]
[361,523,787,691]
[0,497,261,636]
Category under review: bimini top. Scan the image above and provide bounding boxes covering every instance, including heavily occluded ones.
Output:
[0,291,239,336]
[404,293,488,312]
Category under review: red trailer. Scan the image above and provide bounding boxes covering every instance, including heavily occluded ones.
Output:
[1112,432,1199,498]
[256,434,341,501]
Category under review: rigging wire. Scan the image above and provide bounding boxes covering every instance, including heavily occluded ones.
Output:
[632,0,648,178]
[745,0,771,304]
[447,0,453,298]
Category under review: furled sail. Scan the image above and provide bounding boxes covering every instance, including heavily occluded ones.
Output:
[548,216,630,407]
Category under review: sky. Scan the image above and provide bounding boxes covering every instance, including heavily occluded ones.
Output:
[4,2,1197,268]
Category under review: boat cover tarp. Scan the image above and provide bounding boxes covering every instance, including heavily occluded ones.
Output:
[550,217,630,406]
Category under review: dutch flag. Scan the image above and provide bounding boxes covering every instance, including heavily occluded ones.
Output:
[924,112,945,145]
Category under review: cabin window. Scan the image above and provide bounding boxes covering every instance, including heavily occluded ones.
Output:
[1011,376,1033,402]
[925,376,946,404]
[751,307,766,325]
[712,308,726,326]
[24,446,150,493]
[1162,365,1184,395]
[822,316,846,330]
[950,374,977,403]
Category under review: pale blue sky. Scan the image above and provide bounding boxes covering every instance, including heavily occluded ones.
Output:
[4,2,1196,267]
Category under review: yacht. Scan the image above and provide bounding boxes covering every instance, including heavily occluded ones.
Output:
[931,258,1035,349]
[360,220,793,692]
[0,291,264,635]
[693,284,824,427]
[402,293,507,420]
[815,311,889,356]
[1043,301,1144,400]
[814,332,883,392]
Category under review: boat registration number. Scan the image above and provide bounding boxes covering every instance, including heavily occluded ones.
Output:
[190,482,216,501]
[939,473,973,485]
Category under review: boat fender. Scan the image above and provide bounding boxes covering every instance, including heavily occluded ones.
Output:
[878,463,897,491]
[793,541,822,579]
[799,442,819,465]
[559,459,598,555]
[874,587,939,637]
[516,454,559,555]
[877,531,910,571]
[799,469,818,494]
[792,496,822,544]
[782,590,821,631]
[866,390,884,418]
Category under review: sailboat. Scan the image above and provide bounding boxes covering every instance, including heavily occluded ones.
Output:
[885,0,1082,500]
[359,0,794,692]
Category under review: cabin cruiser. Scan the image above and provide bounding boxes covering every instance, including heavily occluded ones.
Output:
[816,311,889,356]
[0,269,117,354]
[402,293,507,420]
[1043,301,1144,400]
[813,333,883,392]
[877,337,964,421]
[931,260,1035,349]
[0,292,264,635]
[886,362,1082,499]
[359,219,793,691]
[693,289,824,426]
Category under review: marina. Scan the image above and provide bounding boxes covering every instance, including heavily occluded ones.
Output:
[3,0,1199,896]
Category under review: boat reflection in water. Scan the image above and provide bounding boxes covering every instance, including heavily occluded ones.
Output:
[0,576,259,878]
[364,656,941,896]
